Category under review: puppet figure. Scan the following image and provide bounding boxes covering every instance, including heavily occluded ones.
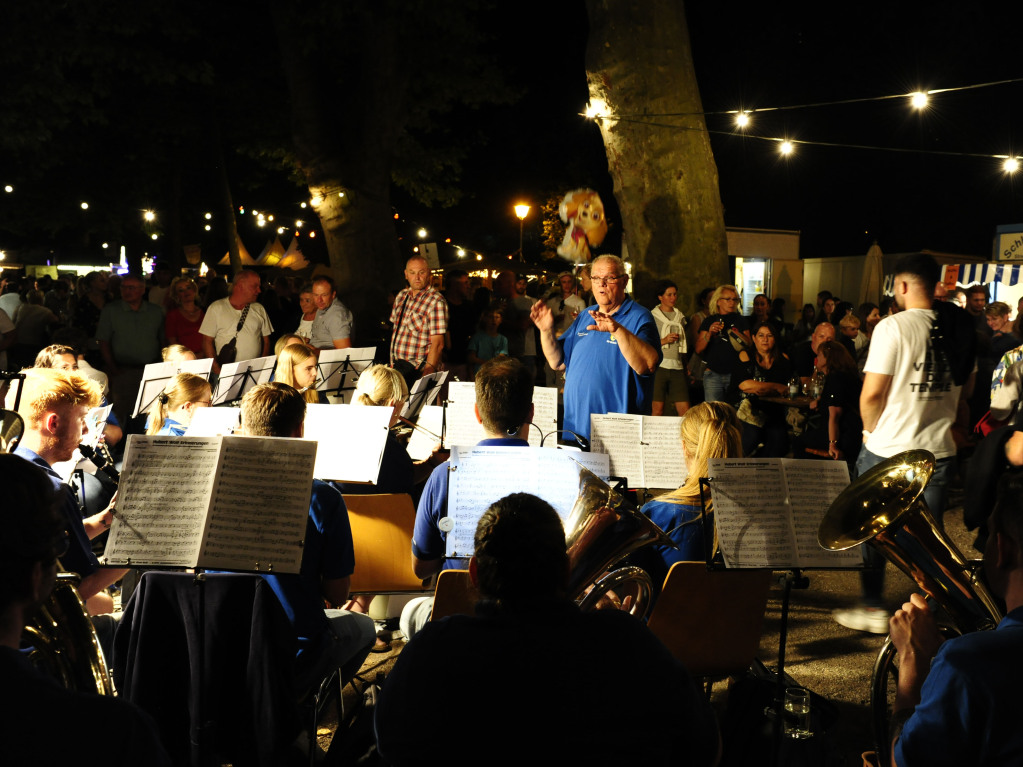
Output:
[557,188,608,263]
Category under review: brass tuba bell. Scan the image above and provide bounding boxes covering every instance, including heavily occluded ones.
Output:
[818,449,1002,633]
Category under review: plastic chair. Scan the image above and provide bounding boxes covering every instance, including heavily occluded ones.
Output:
[646,561,772,688]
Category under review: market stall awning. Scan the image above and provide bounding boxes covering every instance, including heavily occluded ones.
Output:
[883,262,1023,294]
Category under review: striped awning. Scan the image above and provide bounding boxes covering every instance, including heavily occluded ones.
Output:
[884,262,1023,295]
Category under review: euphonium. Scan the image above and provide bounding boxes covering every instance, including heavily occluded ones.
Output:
[23,572,115,695]
[818,448,1002,633]
[1,408,24,453]
[563,467,676,618]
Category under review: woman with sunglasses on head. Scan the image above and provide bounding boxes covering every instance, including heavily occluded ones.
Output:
[694,284,751,403]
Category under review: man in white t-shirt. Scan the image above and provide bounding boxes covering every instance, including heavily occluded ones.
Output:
[834,253,974,634]
[199,270,274,375]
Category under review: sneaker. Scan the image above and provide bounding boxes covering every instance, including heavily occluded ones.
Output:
[833,606,891,634]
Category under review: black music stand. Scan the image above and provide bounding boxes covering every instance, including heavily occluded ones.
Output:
[132,359,214,418]
[211,356,275,405]
[316,346,376,401]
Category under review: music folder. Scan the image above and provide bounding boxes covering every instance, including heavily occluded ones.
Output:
[443,382,559,449]
[706,457,860,569]
[102,434,316,574]
[589,413,685,489]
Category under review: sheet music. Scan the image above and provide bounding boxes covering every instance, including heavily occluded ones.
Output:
[132,358,214,417]
[542,447,610,479]
[708,458,856,569]
[103,436,223,566]
[185,406,240,436]
[212,356,275,405]
[406,405,444,462]
[590,413,684,488]
[302,403,391,482]
[444,383,559,449]
[445,446,584,557]
[783,460,859,567]
[444,382,486,448]
[589,414,642,482]
[639,416,685,488]
[317,346,376,392]
[199,436,314,573]
[528,386,559,446]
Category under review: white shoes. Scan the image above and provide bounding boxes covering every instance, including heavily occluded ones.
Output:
[833,606,891,634]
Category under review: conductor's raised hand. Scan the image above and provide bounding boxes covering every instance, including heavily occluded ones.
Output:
[587,310,620,334]
[530,299,554,331]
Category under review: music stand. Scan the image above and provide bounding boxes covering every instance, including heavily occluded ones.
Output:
[399,371,448,423]
[132,358,214,417]
[211,355,275,405]
[316,347,376,401]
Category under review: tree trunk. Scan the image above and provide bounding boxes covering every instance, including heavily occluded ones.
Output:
[271,4,408,348]
[585,0,729,307]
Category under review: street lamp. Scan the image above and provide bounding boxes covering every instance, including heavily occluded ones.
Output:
[514,204,530,261]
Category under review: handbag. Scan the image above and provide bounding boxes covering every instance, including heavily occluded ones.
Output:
[216,304,250,366]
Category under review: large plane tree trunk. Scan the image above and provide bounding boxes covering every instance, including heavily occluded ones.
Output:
[585,0,729,307]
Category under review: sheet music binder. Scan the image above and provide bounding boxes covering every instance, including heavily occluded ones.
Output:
[102,434,316,573]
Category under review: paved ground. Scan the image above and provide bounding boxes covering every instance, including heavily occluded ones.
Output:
[323,487,980,766]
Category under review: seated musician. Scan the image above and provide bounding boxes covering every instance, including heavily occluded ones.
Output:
[889,468,1023,766]
[14,368,128,622]
[399,355,533,640]
[237,382,375,689]
[0,454,171,766]
[375,492,722,767]
[145,372,212,436]
[635,402,743,588]
[34,342,123,448]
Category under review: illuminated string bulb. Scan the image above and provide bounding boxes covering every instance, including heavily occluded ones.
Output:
[418,228,428,239]
[204,225,211,231]
[779,141,794,156]
[204,212,212,220]
[310,195,323,207]
[3,185,12,193]
[910,91,929,109]
[143,210,156,222]
[735,112,751,128]
[1005,157,1020,173]
[80,202,89,210]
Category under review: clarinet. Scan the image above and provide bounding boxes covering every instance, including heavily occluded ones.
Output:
[78,443,120,486]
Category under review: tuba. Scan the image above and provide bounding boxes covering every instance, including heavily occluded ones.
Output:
[23,572,115,696]
[817,449,1002,760]
[4,408,115,696]
[563,466,676,618]
[818,448,1002,632]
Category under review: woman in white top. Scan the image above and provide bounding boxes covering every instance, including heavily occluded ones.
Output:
[651,280,689,416]
[295,286,317,343]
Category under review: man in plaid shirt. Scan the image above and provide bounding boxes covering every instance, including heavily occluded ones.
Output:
[390,255,448,382]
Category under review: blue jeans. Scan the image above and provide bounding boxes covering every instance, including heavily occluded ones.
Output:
[703,370,731,403]
[855,446,955,608]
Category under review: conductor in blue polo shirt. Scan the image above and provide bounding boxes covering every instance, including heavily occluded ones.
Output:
[532,254,661,443]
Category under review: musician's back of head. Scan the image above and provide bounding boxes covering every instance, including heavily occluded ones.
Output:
[471,493,568,611]
[239,382,305,438]
[0,454,63,618]
[474,356,532,435]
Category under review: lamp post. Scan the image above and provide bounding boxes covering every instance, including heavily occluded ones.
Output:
[514,204,530,262]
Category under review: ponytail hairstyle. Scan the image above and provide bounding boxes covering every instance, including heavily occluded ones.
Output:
[276,343,320,404]
[662,401,743,506]
[146,373,212,434]
[353,364,409,407]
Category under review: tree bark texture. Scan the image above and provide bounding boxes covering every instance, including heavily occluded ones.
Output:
[585,0,729,306]
[271,3,407,347]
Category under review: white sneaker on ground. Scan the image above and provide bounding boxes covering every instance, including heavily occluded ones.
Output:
[833,606,891,634]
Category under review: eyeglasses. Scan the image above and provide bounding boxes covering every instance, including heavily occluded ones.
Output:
[591,275,623,286]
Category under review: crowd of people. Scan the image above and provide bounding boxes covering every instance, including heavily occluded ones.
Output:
[6,248,1023,765]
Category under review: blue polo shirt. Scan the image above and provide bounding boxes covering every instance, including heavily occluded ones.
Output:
[559,298,660,441]
[13,448,99,580]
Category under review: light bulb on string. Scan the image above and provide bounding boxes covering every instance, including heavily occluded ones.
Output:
[779,140,794,156]
[1005,157,1020,174]
[910,91,929,110]
[735,112,751,128]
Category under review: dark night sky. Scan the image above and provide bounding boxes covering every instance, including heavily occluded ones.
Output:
[419,1,1023,263]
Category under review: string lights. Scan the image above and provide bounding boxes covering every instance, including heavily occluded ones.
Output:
[583,76,1023,168]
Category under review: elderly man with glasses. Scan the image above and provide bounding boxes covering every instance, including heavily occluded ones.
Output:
[531,255,660,443]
